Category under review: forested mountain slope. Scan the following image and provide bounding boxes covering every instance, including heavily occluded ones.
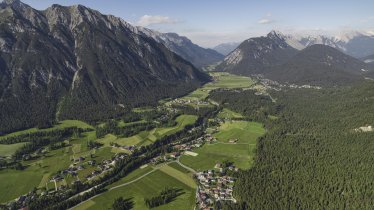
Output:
[0,0,210,134]
[266,44,371,86]
[210,81,374,209]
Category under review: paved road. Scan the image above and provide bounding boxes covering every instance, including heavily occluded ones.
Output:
[109,168,157,191]
[176,157,196,173]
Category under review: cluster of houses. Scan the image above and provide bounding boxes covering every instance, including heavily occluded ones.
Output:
[49,153,129,189]
[167,98,210,107]
[111,143,137,152]
[86,153,128,180]
[171,133,216,152]
[150,151,181,165]
[150,133,218,165]
[288,84,322,90]
[355,125,373,132]
[195,166,238,209]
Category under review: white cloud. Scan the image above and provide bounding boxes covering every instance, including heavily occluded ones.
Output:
[137,15,178,27]
[258,13,275,25]
[258,19,274,24]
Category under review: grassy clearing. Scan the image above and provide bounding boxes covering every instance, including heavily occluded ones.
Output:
[182,72,255,100]
[107,166,153,188]
[132,107,154,113]
[117,119,146,127]
[0,143,26,157]
[0,120,93,139]
[77,170,196,210]
[96,134,117,147]
[158,164,196,189]
[180,143,255,171]
[217,108,244,119]
[0,170,42,203]
[168,162,191,174]
[180,121,265,171]
[72,144,82,154]
[98,115,198,149]
[214,121,265,144]
[152,115,198,138]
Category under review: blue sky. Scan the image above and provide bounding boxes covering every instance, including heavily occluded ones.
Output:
[22,0,374,47]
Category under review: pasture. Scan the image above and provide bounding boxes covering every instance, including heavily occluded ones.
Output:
[74,170,196,210]
[180,121,265,171]
[214,121,265,144]
[0,143,26,157]
[97,115,198,148]
[182,72,255,100]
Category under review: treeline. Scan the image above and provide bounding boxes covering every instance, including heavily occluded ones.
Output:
[112,197,133,210]
[209,89,278,123]
[96,120,155,138]
[220,82,374,209]
[144,188,182,208]
[11,128,87,160]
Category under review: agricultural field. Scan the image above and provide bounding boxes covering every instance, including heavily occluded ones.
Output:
[74,167,196,210]
[97,115,198,148]
[214,121,265,144]
[180,121,265,171]
[107,165,154,188]
[182,72,255,100]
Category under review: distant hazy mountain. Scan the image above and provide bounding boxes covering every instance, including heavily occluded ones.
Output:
[216,31,299,75]
[281,31,374,58]
[138,27,224,68]
[0,0,210,133]
[266,45,371,86]
[212,42,240,56]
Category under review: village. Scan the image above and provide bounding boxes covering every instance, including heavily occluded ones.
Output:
[195,163,238,209]
[49,153,129,191]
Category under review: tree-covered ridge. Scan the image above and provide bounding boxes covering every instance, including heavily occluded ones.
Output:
[0,0,210,134]
[212,81,374,209]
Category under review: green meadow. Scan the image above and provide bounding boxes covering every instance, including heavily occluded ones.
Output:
[98,115,198,148]
[182,72,255,100]
[74,167,196,210]
[180,120,265,171]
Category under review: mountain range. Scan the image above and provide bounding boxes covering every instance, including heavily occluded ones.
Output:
[212,42,240,56]
[0,0,210,133]
[215,31,299,75]
[217,31,373,86]
[138,27,224,68]
[277,31,374,58]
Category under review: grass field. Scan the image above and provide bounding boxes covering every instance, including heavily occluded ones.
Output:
[180,121,265,171]
[0,131,106,203]
[75,170,196,210]
[0,143,26,157]
[158,164,196,188]
[214,121,265,144]
[0,120,93,139]
[217,108,244,119]
[98,115,198,148]
[182,72,255,100]
[168,162,192,174]
[107,166,154,189]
